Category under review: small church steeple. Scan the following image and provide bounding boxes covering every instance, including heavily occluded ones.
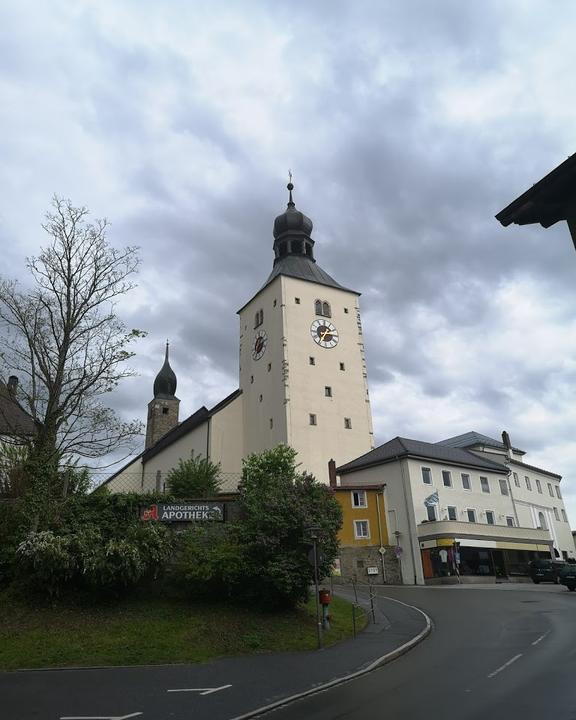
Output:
[145,341,180,449]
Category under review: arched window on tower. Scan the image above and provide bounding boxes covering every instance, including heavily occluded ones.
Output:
[254,309,264,328]
[314,300,332,318]
[315,300,322,316]
[322,301,331,318]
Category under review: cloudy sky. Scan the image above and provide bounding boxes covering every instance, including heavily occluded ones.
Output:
[2,1,576,516]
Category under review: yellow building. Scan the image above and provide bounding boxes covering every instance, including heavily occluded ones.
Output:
[332,483,401,584]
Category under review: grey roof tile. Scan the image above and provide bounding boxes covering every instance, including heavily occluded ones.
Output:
[437,430,525,454]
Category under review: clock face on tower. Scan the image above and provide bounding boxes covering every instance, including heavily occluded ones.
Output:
[252,330,268,360]
[310,319,339,348]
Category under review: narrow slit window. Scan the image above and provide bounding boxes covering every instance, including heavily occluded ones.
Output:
[340,362,345,371]
[344,417,352,429]
[309,356,315,365]
[309,413,317,426]
[325,386,332,397]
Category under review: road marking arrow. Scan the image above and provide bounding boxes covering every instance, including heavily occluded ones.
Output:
[60,713,143,720]
[167,684,232,695]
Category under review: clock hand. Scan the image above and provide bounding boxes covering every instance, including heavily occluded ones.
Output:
[320,329,332,342]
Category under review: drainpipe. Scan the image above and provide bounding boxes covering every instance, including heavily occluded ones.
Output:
[376,485,387,583]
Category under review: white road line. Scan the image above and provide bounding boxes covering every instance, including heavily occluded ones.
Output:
[487,654,522,679]
[532,631,550,646]
[167,684,232,695]
[60,713,142,720]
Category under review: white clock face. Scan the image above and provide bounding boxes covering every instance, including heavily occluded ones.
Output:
[252,330,268,360]
[310,319,339,348]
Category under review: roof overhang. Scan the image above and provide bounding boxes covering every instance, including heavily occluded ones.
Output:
[496,153,576,248]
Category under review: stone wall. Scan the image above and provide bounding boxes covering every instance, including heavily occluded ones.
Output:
[333,545,402,585]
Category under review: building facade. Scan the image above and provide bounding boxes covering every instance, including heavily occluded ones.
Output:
[337,431,575,585]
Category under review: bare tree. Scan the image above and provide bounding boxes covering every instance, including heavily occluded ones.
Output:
[0,197,144,495]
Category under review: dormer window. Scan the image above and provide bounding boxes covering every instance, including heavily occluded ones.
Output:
[254,309,264,328]
[314,300,331,318]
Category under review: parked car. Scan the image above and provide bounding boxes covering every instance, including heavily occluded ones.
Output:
[558,564,576,591]
[529,559,566,584]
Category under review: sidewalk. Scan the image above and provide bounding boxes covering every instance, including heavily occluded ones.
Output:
[1,587,430,720]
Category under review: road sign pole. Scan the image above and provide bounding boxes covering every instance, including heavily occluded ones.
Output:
[313,537,323,649]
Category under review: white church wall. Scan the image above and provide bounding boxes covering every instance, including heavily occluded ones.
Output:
[281,276,374,484]
[209,392,244,479]
[142,421,209,492]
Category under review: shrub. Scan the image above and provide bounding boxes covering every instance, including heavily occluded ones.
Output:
[16,531,76,596]
[166,452,222,498]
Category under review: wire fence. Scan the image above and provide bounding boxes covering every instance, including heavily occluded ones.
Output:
[93,470,242,495]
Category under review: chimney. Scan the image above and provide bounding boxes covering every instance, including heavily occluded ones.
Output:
[328,459,337,488]
[502,430,512,451]
[7,376,18,395]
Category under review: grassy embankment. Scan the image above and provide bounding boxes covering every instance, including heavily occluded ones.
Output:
[0,589,367,670]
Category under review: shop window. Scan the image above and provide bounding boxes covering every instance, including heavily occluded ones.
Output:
[461,473,471,490]
[422,467,432,485]
[480,477,490,493]
[352,490,367,508]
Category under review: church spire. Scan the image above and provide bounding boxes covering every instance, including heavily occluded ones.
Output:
[153,340,177,398]
[272,178,315,265]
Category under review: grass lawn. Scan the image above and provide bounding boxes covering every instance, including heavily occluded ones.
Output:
[0,588,367,670]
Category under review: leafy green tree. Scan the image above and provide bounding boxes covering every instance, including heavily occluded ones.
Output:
[166,452,222,498]
[236,445,342,608]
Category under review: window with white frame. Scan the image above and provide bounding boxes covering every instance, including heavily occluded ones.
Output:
[351,490,367,508]
[461,473,471,490]
[354,520,370,539]
[447,506,457,521]
[536,479,542,493]
[467,508,477,523]
[442,470,452,488]
[422,467,432,485]
[426,505,437,522]
[513,472,520,488]
[556,486,562,499]
[480,477,490,493]
[499,478,509,496]
[506,516,515,527]
[486,510,495,525]
[562,509,568,522]
[525,476,532,491]
[548,483,554,497]
[553,507,560,521]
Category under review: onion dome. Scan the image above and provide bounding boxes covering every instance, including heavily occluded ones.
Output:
[272,181,315,264]
[153,342,177,398]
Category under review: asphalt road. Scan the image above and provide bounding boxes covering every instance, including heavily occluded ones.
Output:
[3,583,575,720]
[270,583,576,720]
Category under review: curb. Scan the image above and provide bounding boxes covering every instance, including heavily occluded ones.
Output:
[229,595,432,720]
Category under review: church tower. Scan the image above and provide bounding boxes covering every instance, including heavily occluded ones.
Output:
[238,182,374,483]
[145,342,180,449]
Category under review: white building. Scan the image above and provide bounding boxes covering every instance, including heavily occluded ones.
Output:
[104,183,374,492]
[336,431,575,585]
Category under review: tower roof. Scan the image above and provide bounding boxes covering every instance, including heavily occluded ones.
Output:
[153,342,177,399]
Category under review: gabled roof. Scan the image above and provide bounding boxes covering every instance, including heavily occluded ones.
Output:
[0,382,35,437]
[437,431,525,455]
[142,389,242,462]
[337,436,508,475]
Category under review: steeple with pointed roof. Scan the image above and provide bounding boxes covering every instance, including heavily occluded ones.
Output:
[146,342,180,449]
